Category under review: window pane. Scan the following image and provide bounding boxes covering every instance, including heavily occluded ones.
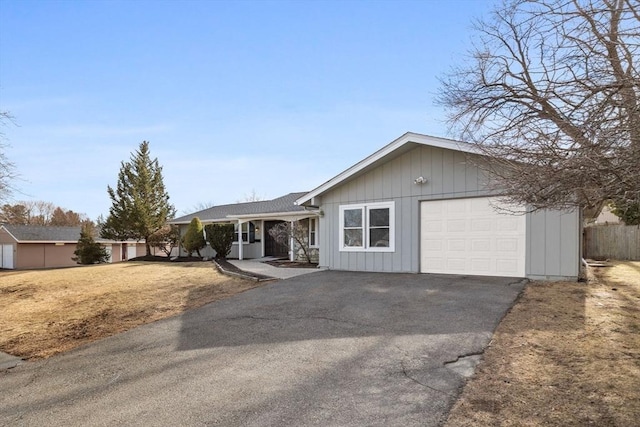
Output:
[370,228,389,247]
[344,229,363,247]
[344,209,362,227]
[369,208,389,227]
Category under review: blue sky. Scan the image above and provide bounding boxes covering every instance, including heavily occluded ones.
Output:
[0,0,493,219]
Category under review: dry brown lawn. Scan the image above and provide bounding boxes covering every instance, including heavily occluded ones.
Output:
[0,261,261,360]
[445,261,640,427]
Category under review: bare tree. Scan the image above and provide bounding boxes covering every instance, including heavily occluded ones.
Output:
[183,200,215,215]
[21,200,57,225]
[437,0,639,216]
[0,111,18,203]
[268,221,313,263]
[0,202,91,226]
[237,189,264,203]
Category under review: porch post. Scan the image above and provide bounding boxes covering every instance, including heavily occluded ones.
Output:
[238,220,244,260]
[290,220,294,261]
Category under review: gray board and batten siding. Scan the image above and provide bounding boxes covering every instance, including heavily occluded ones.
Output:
[314,141,580,280]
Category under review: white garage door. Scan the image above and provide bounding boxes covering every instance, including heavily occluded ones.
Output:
[420,197,526,277]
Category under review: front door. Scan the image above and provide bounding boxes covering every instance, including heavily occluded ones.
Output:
[264,221,289,257]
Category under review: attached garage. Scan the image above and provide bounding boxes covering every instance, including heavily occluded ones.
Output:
[420,197,526,277]
[296,132,581,280]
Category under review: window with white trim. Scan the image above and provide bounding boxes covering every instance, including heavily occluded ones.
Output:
[339,201,394,252]
[234,222,256,243]
[309,217,319,248]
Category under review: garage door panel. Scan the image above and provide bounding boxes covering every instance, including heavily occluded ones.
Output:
[446,219,466,232]
[423,239,442,251]
[471,258,491,272]
[496,238,518,251]
[471,239,491,252]
[446,259,466,271]
[421,197,526,277]
[498,217,520,231]
[423,220,443,232]
[448,239,466,251]
[471,219,492,232]
[496,259,519,274]
[422,257,444,270]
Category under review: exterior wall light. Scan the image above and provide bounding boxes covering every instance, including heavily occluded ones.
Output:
[414,176,427,185]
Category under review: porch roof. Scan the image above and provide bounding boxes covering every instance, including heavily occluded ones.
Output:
[169,192,313,225]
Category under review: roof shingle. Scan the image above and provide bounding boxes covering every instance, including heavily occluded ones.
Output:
[170,192,309,223]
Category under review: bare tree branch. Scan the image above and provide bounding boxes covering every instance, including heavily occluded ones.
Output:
[437,0,640,215]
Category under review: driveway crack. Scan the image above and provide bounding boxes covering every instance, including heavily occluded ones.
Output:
[394,345,454,397]
[399,358,455,397]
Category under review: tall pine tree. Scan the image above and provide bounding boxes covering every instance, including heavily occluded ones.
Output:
[101,141,175,256]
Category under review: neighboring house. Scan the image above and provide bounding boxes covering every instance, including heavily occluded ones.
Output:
[169,192,320,261]
[592,204,621,225]
[0,224,147,269]
[296,132,581,280]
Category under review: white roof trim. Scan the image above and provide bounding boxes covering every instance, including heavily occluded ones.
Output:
[296,132,479,205]
[170,211,319,225]
[230,211,319,220]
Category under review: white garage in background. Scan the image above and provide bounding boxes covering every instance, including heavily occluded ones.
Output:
[420,197,526,277]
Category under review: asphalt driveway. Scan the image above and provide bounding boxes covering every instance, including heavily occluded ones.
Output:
[1,271,525,426]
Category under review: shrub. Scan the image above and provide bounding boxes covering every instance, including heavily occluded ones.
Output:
[182,217,206,257]
[205,223,235,259]
[73,224,110,264]
[148,224,180,256]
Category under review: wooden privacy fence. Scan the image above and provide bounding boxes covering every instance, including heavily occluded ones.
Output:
[584,224,640,261]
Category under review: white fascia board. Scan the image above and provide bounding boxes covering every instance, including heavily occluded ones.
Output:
[17,240,77,244]
[296,132,480,205]
[229,211,319,221]
[168,218,228,225]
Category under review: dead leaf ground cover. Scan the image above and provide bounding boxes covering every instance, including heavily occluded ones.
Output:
[0,261,261,360]
[445,261,640,427]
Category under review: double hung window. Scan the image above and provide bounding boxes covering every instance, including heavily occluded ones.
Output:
[309,217,319,248]
[339,202,394,252]
[234,222,255,243]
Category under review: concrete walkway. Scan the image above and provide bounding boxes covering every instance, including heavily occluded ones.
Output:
[228,257,326,280]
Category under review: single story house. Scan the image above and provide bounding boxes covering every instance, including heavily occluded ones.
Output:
[0,224,147,269]
[171,132,581,280]
[296,132,581,280]
[169,192,320,262]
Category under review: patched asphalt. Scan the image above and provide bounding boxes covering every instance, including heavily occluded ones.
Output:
[0,271,525,426]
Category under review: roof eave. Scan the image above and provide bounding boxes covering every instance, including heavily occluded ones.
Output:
[229,210,319,220]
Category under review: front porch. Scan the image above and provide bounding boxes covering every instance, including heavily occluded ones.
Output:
[168,192,320,262]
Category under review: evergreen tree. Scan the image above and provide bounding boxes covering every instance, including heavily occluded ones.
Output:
[611,200,640,225]
[73,224,110,265]
[182,217,206,257]
[101,141,175,255]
